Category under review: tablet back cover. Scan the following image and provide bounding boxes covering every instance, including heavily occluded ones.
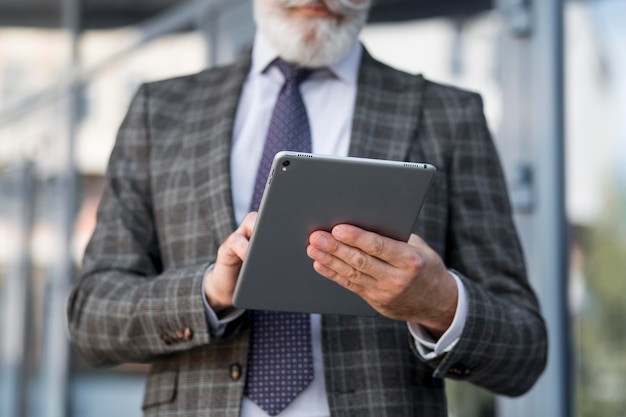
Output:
[233,152,436,316]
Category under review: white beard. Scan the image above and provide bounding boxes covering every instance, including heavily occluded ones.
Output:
[254,0,371,67]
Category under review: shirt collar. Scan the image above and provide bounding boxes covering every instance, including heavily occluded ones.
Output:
[251,31,362,85]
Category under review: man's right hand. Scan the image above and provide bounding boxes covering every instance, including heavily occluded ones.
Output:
[203,212,257,313]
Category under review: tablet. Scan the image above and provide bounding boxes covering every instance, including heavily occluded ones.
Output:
[233,152,436,316]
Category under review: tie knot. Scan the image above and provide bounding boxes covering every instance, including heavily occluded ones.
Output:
[274,58,312,85]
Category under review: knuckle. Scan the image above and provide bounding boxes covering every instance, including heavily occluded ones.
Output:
[379,293,396,307]
[352,252,368,270]
[370,236,385,256]
[217,241,230,257]
[343,276,362,293]
[346,267,360,281]
[405,253,424,274]
[390,276,410,293]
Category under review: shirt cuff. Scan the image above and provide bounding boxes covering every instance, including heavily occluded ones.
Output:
[407,270,468,360]
[201,265,245,338]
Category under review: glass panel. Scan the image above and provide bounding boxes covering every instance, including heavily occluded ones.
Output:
[567,1,626,415]
[0,19,207,416]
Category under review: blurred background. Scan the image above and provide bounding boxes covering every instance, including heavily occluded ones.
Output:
[0,0,624,416]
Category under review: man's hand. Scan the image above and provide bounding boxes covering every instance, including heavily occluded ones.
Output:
[204,212,257,313]
[307,224,458,338]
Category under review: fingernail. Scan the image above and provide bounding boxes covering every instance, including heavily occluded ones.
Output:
[309,247,323,260]
[333,226,345,239]
[315,235,328,248]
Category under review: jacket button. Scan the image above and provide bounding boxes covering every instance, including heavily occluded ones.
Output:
[161,333,173,345]
[230,363,242,381]
[448,363,471,377]
[183,327,194,341]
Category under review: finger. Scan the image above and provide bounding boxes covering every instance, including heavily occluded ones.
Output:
[307,243,371,296]
[307,243,369,287]
[239,211,258,238]
[331,224,408,267]
[407,233,429,249]
[217,233,248,266]
[308,231,384,283]
[311,259,368,295]
[218,212,258,266]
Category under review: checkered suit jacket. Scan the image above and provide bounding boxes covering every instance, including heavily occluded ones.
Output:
[67,49,547,417]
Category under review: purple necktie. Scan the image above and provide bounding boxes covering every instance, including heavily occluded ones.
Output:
[244,58,314,416]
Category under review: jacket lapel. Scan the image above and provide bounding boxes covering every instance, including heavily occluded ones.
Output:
[183,52,252,245]
[349,49,426,162]
[323,52,428,395]
[184,49,426,246]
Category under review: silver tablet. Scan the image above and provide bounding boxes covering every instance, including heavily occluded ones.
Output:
[233,152,436,316]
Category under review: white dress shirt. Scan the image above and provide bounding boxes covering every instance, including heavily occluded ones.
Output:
[203,32,468,417]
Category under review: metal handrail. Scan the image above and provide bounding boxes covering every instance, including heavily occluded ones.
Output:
[0,0,239,128]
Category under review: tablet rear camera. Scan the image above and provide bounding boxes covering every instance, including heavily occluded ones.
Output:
[282,160,290,167]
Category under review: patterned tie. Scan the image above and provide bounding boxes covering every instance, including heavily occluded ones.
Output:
[248,59,313,207]
[244,58,314,416]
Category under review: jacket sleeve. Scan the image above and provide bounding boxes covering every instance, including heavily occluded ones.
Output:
[66,84,240,366]
[415,91,548,396]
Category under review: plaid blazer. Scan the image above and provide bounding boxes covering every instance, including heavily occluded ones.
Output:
[67,49,547,417]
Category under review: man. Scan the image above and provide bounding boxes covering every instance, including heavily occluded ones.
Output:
[67,0,548,416]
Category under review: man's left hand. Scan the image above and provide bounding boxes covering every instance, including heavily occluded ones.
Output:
[307,225,458,338]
